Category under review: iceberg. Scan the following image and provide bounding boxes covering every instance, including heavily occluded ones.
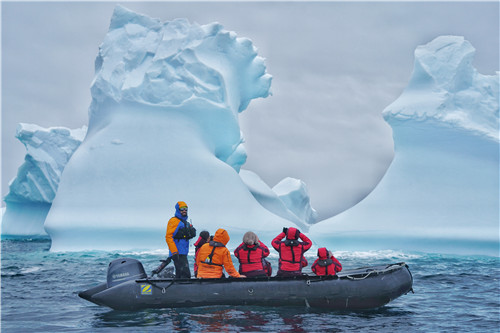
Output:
[1,123,86,236]
[272,177,318,225]
[3,6,497,257]
[309,36,499,256]
[42,6,310,251]
[239,170,316,230]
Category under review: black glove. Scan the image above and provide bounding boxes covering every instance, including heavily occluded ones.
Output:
[282,227,288,234]
[172,253,180,262]
[295,229,301,239]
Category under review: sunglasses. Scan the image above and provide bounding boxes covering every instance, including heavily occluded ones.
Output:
[179,207,188,212]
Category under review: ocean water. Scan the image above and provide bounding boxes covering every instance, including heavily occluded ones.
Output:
[1,238,499,332]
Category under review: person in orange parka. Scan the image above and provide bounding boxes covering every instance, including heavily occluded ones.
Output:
[165,201,196,278]
[196,228,245,279]
[311,247,342,276]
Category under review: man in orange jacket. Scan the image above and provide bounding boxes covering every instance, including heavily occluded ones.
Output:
[166,201,196,278]
[196,228,245,278]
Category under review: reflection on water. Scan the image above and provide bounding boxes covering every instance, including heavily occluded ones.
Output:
[90,305,418,332]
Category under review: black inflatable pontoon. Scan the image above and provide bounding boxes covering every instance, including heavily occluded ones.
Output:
[79,258,413,311]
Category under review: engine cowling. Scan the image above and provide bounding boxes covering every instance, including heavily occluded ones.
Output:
[107,258,147,288]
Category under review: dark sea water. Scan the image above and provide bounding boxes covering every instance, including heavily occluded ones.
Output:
[1,238,499,332]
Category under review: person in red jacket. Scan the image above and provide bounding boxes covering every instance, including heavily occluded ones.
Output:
[311,247,342,276]
[193,230,210,277]
[272,227,312,277]
[234,231,271,277]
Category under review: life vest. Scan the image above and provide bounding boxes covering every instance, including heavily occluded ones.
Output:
[234,242,270,275]
[281,239,302,263]
[271,228,312,273]
[196,229,241,278]
[312,248,342,276]
[173,220,197,240]
[240,244,265,264]
[317,258,334,266]
[201,241,225,267]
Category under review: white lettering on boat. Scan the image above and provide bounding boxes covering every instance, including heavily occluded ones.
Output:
[112,272,130,279]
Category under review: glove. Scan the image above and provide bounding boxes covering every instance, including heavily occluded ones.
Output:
[282,227,288,235]
[172,253,180,262]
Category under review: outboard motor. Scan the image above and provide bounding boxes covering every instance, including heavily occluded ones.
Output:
[107,258,147,288]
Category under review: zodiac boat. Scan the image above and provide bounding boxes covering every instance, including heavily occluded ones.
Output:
[78,258,413,311]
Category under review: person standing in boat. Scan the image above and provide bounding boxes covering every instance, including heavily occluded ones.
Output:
[165,201,196,278]
[193,230,210,277]
[234,231,272,277]
[272,227,312,277]
[196,228,245,278]
[311,247,342,276]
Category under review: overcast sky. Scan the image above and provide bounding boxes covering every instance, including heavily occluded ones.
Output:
[2,1,498,219]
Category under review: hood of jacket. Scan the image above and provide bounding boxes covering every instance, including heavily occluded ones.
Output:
[213,228,230,246]
[174,201,188,221]
[286,227,299,240]
[317,247,329,260]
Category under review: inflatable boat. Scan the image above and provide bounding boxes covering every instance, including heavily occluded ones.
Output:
[79,258,413,311]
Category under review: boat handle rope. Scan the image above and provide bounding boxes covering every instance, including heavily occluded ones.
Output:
[145,279,175,293]
[345,263,405,280]
[345,270,375,280]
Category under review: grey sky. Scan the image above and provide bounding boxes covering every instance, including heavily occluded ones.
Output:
[2,2,498,219]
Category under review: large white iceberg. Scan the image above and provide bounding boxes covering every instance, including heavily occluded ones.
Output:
[3,7,497,256]
[43,6,314,251]
[1,123,86,236]
[310,36,499,256]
